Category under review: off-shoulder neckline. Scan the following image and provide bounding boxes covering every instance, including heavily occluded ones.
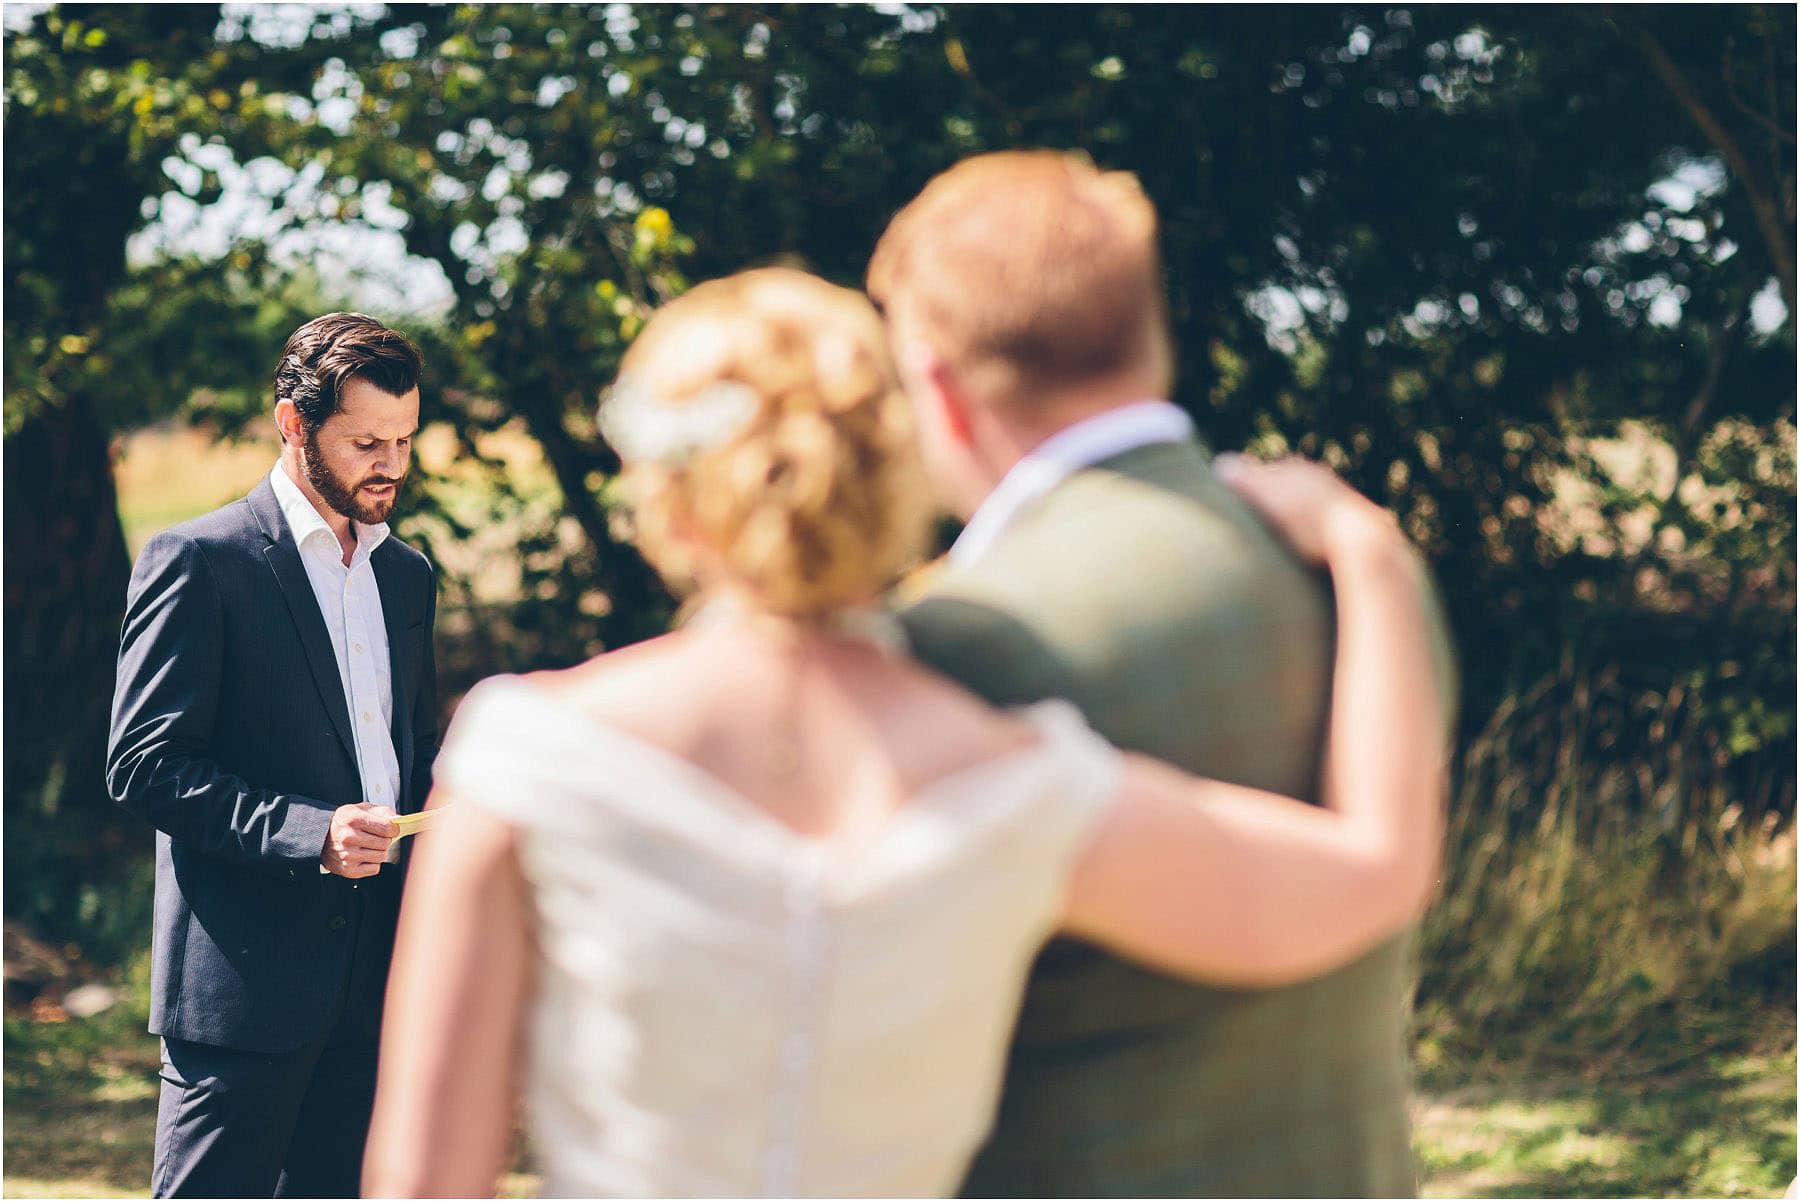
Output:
[462,675,1096,861]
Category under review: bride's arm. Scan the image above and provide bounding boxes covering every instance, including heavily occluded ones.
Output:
[363,791,531,1197]
[1060,458,1449,987]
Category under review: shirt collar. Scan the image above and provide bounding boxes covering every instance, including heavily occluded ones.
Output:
[947,400,1195,569]
[268,462,389,565]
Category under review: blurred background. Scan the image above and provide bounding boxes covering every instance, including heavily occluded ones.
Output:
[4,4,1794,1196]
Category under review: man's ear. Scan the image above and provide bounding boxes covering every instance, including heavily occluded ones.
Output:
[926,356,975,447]
[900,340,975,449]
[273,399,300,446]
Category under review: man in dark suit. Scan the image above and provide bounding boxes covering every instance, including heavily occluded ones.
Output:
[108,313,439,1197]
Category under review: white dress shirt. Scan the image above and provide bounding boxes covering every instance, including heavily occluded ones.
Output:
[948,399,1197,568]
[269,464,403,827]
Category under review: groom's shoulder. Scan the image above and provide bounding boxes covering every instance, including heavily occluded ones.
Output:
[906,450,1331,661]
[123,497,270,610]
[1007,450,1313,596]
[898,584,1078,708]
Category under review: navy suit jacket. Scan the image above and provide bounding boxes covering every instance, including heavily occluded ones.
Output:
[108,476,438,1053]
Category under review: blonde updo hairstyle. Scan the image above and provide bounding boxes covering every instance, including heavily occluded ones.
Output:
[606,268,933,619]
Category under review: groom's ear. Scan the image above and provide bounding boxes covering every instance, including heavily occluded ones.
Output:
[916,350,976,447]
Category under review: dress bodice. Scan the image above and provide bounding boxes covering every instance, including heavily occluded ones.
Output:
[433,675,1119,1198]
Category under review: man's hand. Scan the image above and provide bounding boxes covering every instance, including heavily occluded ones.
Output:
[323,803,398,878]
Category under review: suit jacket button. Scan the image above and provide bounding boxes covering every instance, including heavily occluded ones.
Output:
[329,915,349,931]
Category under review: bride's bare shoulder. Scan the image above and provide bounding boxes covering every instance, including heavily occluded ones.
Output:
[885,656,1047,770]
[520,631,693,721]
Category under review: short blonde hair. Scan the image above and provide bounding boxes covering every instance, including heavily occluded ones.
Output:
[866,150,1171,403]
[608,268,933,618]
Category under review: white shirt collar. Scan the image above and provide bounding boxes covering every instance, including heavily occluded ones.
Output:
[268,462,389,566]
[947,399,1195,569]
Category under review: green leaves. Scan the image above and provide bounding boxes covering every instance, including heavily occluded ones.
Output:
[5,0,1792,765]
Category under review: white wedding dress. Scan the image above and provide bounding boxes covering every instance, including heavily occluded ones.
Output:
[434,674,1121,1198]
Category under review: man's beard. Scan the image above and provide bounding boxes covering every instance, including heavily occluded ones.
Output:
[302,427,405,525]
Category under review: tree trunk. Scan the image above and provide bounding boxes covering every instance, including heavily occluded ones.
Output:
[3,397,137,950]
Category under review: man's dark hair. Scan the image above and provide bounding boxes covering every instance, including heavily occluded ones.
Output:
[273,312,423,433]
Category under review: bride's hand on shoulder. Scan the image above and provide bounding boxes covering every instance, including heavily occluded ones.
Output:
[1214,452,1411,571]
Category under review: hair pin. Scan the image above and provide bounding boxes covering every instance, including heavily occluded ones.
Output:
[598,376,761,467]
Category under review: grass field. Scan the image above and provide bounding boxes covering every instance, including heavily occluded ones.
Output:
[4,1002,1792,1198]
[1415,1049,1796,1197]
[1,1002,540,1198]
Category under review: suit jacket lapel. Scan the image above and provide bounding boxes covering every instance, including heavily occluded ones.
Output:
[373,547,417,810]
[247,478,359,766]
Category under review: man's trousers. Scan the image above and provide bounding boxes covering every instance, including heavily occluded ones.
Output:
[152,877,391,1198]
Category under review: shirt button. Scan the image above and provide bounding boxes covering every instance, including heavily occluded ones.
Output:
[354,642,365,654]
[329,915,349,931]
[361,711,373,722]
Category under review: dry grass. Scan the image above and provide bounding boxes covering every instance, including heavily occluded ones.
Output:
[112,426,279,559]
[112,419,557,605]
[1416,673,1796,1076]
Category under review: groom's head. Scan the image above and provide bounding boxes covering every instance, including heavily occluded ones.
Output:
[272,312,423,526]
[868,150,1174,516]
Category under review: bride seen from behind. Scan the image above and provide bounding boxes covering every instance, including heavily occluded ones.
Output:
[362,267,1449,1198]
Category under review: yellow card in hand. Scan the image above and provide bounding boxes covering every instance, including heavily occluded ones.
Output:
[392,807,452,839]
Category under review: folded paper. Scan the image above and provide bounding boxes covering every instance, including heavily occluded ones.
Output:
[392,806,452,839]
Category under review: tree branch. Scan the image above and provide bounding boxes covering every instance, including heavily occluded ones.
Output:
[1644,298,1746,554]
[1621,16,1795,315]
[1720,41,1796,147]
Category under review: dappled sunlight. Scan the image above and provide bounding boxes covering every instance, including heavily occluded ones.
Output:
[1415,1050,1797,1198]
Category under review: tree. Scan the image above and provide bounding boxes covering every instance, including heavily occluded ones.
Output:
[4,3,1791,962]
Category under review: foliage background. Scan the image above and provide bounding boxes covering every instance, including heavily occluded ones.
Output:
[4,0,1793,1151]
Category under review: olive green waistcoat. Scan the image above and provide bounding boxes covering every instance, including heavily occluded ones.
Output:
[901,441,1423,1198]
